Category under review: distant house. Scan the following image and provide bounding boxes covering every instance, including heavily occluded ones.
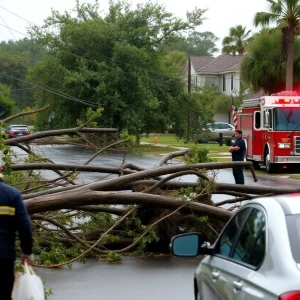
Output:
[183,54,245,122]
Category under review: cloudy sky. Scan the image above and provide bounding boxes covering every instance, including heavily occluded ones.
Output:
[0,0,269,51]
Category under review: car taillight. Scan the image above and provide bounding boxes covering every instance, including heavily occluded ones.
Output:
[8,131,14,135]
[280,291,300,300]
[25,131,30,135]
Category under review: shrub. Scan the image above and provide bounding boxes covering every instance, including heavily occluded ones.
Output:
[194,130,213,143]
[224,137,234,146]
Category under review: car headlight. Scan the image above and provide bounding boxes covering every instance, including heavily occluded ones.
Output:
[278,143,291,149]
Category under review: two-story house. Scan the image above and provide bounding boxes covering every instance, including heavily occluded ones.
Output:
[183,54,245,122]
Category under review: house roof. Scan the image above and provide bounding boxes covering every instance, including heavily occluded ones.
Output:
[197,54,246,74]
[244,90,265,99]
[189,56,215,72]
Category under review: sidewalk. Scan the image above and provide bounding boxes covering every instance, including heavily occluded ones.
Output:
[140,142,189,150]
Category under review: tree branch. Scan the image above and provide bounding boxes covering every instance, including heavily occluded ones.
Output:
[1,105,50,123]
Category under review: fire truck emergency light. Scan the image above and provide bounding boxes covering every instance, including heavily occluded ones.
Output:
[274,99,300,104]
[275,99,291,103]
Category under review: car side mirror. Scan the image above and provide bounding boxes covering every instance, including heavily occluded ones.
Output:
[170,233,210,257]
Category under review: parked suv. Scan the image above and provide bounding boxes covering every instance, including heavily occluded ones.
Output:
[5,125,31,138]
[197,122,234,143]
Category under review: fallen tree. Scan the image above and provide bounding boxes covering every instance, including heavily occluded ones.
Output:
[1,114,299,267]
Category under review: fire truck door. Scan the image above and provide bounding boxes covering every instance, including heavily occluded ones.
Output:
[252,111,262,159]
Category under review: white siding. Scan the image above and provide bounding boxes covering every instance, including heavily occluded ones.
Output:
[220,72,240,95]
[214,112,230,123]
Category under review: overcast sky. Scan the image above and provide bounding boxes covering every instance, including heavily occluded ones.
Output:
[0,0,269,52]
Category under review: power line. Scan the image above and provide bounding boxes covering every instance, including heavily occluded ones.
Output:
[0,15,16,39]
[0,23,28,38]
[0,62,101,107]
[0,71,99,107]
[0,5,36,26]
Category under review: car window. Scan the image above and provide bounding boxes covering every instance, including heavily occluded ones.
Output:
[232,208,266,267]
[208,123,217,130]
[10,126,28,131]
[286,214,300,263]
[217,208,252,258]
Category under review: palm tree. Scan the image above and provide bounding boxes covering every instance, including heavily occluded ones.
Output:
[222,25,251,55]
[254,0,300,91]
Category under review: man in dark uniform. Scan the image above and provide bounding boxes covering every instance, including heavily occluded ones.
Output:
[229,130,246,184]
[0,174,33,299]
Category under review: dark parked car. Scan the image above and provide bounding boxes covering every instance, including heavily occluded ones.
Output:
[5,125,31,138]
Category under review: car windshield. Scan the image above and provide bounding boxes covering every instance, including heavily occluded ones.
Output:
[273,107,300,131]
[286,214,300,263]
[10,126,28,131]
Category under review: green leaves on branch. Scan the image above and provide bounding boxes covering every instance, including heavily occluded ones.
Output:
[76,107,104,128]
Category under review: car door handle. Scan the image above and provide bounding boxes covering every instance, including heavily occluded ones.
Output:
[233,281,243,291]
[211,271,220,280]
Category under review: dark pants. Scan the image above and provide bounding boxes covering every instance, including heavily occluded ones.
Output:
[232,166,245,184]
[0,261,15,300]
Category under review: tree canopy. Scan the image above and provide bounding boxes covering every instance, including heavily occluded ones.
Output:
[27,1,208,137]
[254,0,300,90]
[240,29,300,94]
[161,31,219,56]
[222,25,251,55]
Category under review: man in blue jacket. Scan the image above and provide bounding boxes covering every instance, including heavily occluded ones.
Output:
[229,130,246,184]
[0,178,33,299]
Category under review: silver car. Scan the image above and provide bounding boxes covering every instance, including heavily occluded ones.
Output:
[207,122,235,139]
[170,195,300,299]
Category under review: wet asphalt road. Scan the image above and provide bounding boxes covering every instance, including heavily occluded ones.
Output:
[15,144,300,300]
[36,256,199,300]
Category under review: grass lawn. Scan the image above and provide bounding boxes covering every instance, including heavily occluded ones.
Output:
[141,134,230,153]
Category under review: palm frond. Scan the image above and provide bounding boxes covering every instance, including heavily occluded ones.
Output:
[254,12,280,26]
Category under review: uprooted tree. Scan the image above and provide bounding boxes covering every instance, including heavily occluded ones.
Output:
[2,108,300,268]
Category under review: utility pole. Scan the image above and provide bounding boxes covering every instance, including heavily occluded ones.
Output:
[188,56,191,93]
[186,56,192,142]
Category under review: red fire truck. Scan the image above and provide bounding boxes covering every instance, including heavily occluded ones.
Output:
[237,91,300,173]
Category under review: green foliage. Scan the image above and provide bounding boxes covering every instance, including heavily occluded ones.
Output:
[224,137,233,146]
[170,87,215,142]
[76,107,104,127]
[161,31,219,56]
[0,39,44,112]
[254,0,300,90]
[0,84,16,118]
[44,283,53,300]
[136,228,160,250]
[164,50,187,73]
[240,29,300,93]
[28,1,207,136]
[105,251,122,263]
[184,145,216,163]
[36,244,84,266]
[222,25,251,55]
[193,130,212,143]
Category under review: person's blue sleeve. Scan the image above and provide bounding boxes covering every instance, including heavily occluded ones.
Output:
[236,139,245,149]
[15,193,33,255]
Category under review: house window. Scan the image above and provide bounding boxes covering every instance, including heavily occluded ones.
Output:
[205,77,216,86]
[223,75,226,92]
[231,75,234,91]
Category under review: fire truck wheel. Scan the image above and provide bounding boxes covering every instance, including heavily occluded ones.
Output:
[265,152,276,173]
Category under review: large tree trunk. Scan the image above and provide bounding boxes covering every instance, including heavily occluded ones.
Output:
[285,34,295,91]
